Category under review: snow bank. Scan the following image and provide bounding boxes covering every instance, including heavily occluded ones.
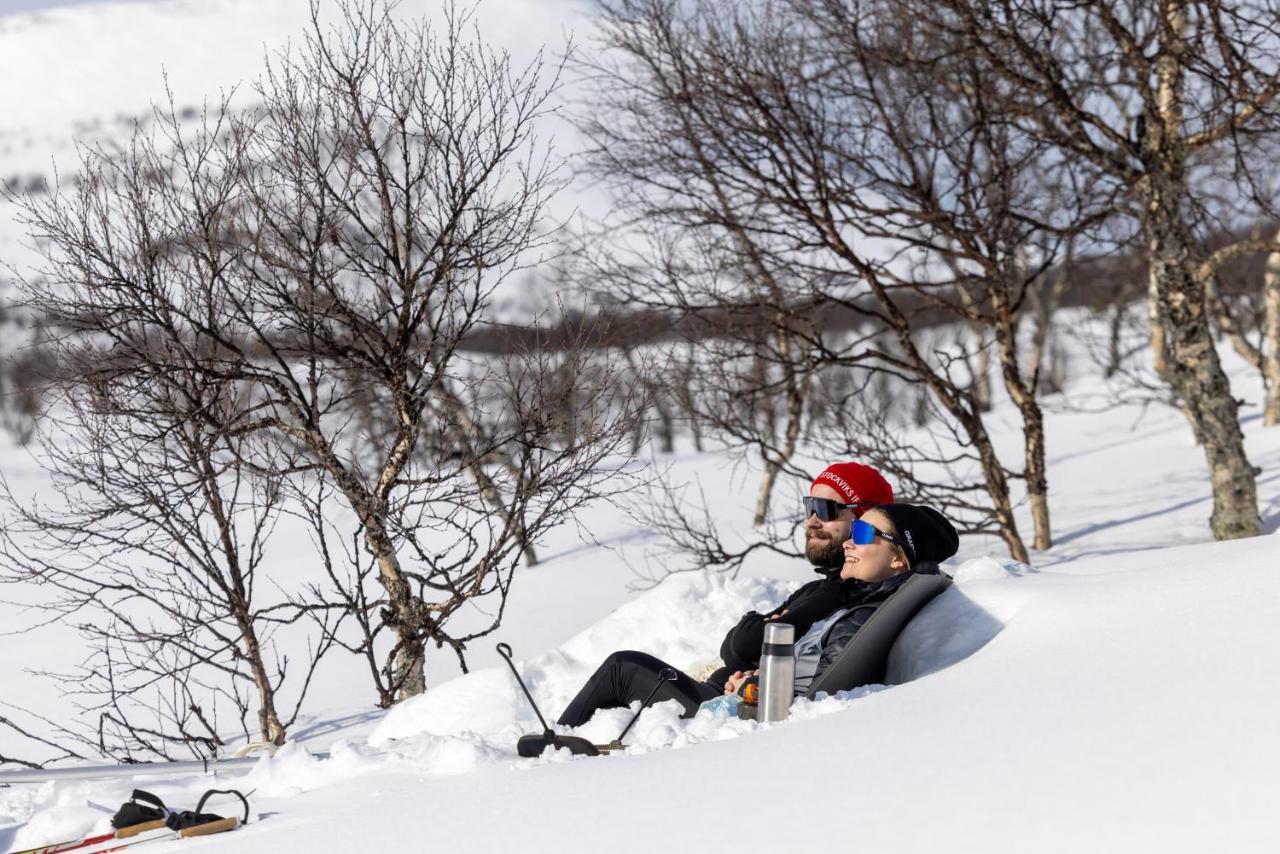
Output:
[5,535,1279,852]
[889,557,1037,682]
[0,554,1023,852]
[237,557,1025,790]
[371,569,793,744]
[228,534,1280,854]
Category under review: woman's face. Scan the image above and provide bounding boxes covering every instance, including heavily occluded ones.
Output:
[839,508,908,583]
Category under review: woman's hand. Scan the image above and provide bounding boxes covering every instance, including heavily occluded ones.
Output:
[766,608,791,621]
[724,669,759,695]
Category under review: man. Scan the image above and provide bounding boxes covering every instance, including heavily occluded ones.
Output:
[711,461,893,688]
[556,462,892,727]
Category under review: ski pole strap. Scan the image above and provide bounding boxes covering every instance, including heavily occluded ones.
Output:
[165,788,250,831]
[111,790,169,829]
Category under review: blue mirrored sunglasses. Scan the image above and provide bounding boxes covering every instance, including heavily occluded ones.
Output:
[851,518,901,546]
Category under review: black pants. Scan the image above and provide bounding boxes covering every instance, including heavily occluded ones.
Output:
[556,650,722,728]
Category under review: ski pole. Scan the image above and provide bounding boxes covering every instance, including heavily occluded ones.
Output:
[496,643,554,735]
[608,667,678,749]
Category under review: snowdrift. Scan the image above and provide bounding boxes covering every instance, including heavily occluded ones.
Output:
[7,533,1280,853]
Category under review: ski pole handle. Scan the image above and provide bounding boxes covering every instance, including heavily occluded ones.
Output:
[116,821,166,839]
[496,642,554,733]
[179,817,240,838]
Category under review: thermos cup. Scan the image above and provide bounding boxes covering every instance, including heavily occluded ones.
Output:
[758,622,796,722]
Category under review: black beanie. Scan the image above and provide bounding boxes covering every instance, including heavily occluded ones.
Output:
[877,503,959,569]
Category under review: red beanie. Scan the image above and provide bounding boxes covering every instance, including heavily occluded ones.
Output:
[812,462,893,506]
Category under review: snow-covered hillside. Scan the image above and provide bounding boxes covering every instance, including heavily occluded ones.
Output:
[2,305,1278,853]
[0,0,593,316]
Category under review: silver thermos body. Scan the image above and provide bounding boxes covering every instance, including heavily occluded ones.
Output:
[758,622,796,722]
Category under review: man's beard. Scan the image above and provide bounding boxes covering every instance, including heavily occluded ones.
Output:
[805,530,845,569]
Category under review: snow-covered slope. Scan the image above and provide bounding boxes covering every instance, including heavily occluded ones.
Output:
[5,534,1276,853]
[244,535,1280,854]
[3,321,1279,851]
[2,297,1280,853]
[0,0,592,317]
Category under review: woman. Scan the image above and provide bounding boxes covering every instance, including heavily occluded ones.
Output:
[556,502,959,727]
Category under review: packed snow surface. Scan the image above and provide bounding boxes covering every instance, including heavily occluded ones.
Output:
[4,538,1278,853]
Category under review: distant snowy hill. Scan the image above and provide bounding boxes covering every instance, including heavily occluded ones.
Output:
[0,0,592,319]
[0,0,579,157]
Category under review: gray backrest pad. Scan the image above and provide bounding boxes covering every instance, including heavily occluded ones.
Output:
[803,572,952,699]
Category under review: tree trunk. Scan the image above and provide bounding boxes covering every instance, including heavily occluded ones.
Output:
[1140,2,1259,540]
[753,345,807,527]
[684,344,705,451]
[195,445,289,744]
[1148,229,1258,538]
[1028,242,1071,395]
[992,294,1052,551]
[1148,263,1170,380]
[1263,231,1280,426]
[1106,300,1127,378]
[334,464,426,700]
[370,534,427,700]
[953,284,992,411]
[754,458,783,528]
[966,410,1031,564]
[654,398,675,453]
[238,618,287,746]
[893,325,1029,562]
[973,330,993,411]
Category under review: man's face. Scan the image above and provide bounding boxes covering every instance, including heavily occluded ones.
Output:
[804,483,857,568]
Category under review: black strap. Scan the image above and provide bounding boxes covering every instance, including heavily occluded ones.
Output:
[110,790,168,829]
[165,788,250,830]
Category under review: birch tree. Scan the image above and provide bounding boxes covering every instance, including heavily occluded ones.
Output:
[579,0,1116,559]
[9,1,637,704]
[919,0,1280,538]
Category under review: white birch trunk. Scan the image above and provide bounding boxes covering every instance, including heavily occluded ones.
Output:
[1263,229,1280,426]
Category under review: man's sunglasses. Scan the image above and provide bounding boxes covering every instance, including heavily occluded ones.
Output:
[851,518,901,546]
[802,496,876,522]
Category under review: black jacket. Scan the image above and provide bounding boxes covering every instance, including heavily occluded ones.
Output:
[717,575,845,673]
[709,562,944,692]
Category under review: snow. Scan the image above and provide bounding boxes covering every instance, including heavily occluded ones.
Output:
[4,1,1280,852]
[5,460,1280,852]
[13,524,1272,854]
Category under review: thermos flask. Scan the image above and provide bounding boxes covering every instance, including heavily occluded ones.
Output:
[758,622,796,722]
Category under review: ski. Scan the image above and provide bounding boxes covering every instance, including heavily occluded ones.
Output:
[10,821,166,854]
[12,787,247,854]
[80,817,240,854]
